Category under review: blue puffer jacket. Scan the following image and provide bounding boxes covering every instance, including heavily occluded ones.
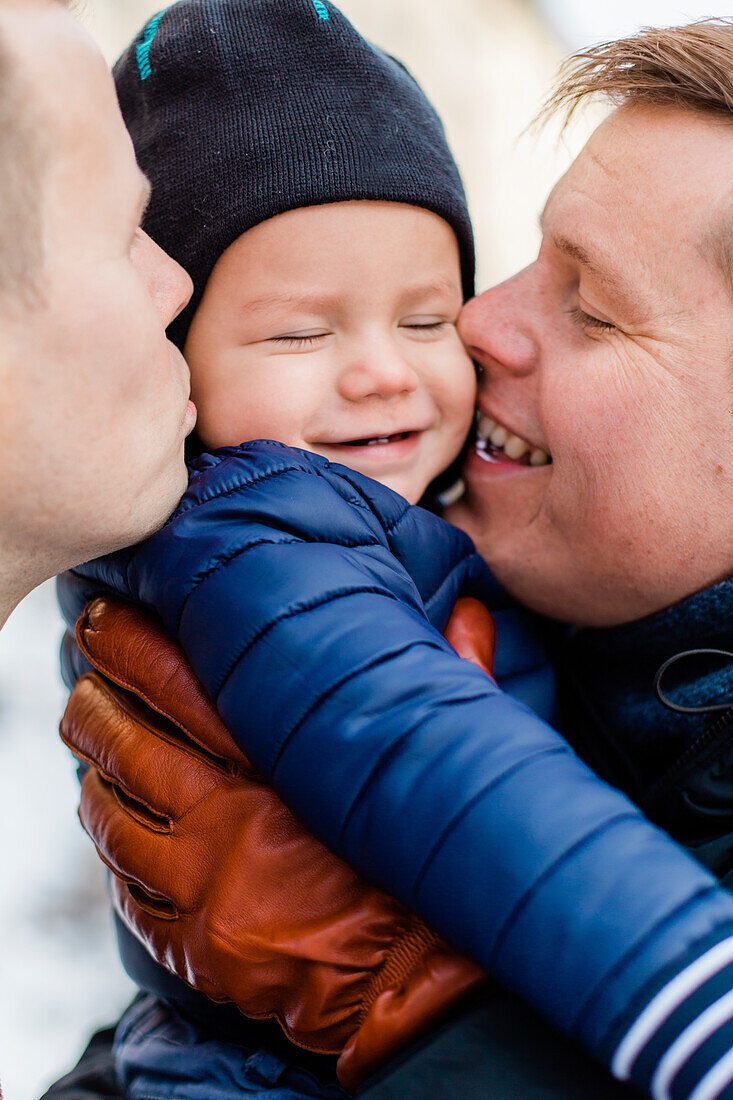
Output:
[58,443,733,1097]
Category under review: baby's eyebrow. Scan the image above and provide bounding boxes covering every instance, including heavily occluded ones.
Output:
[242,290,342,313]
[398,276,462,302]
[241,277,460,315]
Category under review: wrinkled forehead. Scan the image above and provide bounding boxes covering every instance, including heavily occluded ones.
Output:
[546,104,733,305]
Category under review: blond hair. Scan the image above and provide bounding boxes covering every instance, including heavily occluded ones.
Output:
[543,19,733,123]
[543,21,733,293]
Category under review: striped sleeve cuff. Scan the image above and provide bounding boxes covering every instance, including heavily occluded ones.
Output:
[611,935,733,1099]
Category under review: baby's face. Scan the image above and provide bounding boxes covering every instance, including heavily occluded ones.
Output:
[184,201,476,503]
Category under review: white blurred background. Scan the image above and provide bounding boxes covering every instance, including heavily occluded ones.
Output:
[0,0,723,1096]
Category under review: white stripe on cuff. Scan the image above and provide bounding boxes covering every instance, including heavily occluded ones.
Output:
[651,990,733,1100]
[689,1046,733,1100]
[612,936,733,1079]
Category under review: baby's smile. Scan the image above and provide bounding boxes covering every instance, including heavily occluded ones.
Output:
[185,202,478,503]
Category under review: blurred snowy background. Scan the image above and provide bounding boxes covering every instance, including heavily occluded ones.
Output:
[0,0,724,1097]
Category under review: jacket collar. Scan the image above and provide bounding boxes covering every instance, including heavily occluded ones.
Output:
[554,577,733,793]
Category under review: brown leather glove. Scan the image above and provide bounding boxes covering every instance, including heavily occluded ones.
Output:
[60,596,495,1091]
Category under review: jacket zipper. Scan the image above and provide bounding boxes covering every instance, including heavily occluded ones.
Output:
[645,707,733,805]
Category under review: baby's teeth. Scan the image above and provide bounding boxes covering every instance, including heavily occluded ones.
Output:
[504,434,530,460]
[489,424,508,448]
[476,415,495,439]
[529,448,550,467]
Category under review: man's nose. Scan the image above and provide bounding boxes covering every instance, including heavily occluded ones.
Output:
[337,344,420,402]
[132,230,194,329]
[458,269,539,380]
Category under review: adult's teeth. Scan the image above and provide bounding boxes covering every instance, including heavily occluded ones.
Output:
[504,433,530,460]
[476,412,551,465]
[438,478,466,506]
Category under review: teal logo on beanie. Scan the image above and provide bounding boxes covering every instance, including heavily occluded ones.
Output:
[312,1,330,19]
[137,11,166,81]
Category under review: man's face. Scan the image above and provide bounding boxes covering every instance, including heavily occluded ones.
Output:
[0,3,196,585]
[448,105,733,626]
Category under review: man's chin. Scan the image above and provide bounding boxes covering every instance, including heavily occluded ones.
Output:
[444,493,492,557]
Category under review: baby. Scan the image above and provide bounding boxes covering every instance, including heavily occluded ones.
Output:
[184,198,475,508]
[59,1,555,1097]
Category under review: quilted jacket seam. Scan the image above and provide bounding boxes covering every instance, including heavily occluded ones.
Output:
[165,464,303,520]
[176,533,388,635]
[271,638,446,776]
[412,744,568,901]
[339,691,494,848]
[213,585,405,702]
[578,885,727,1050]
[175,537,303,632]
[331,468,472,611]
[328,467,410,533]
[489,811,642,971]
[422,563,470,617]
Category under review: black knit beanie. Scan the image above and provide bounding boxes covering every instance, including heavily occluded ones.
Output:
[114,0,475,351]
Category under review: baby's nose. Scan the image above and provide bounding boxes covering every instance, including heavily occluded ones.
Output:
[337,350,419,402]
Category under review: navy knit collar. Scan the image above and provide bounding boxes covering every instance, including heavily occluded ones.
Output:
[555,577,733,790]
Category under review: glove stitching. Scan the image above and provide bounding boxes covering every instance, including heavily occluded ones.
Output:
[89,832,180,920]
[86,666,238,781]
[202,925,350,1056]
[60,703,175,834]
[79,617,243,776]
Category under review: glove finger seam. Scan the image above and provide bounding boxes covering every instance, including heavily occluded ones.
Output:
[61,717,175,832]
[73,637,243,779]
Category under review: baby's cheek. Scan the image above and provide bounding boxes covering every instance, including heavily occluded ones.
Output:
[449,360,478,437]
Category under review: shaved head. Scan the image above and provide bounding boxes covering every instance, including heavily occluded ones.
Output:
[0,0,70,304]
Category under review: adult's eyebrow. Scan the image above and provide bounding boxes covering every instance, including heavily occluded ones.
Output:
[699,197,733,299]
[537,207,665,322]
[538,210,628,296]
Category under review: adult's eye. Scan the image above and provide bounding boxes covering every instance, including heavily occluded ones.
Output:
[570,306,616,332]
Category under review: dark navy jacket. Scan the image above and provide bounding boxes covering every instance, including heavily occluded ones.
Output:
[58,443,733,1095]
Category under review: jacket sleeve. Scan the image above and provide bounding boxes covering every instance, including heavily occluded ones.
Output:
[61,442,733,1098]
